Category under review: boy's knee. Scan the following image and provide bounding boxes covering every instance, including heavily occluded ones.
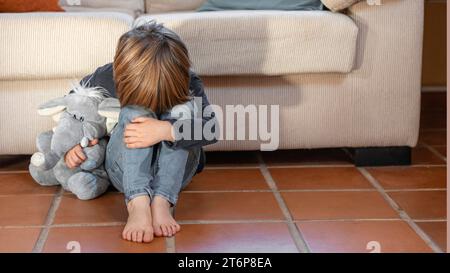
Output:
[119,105,156,124]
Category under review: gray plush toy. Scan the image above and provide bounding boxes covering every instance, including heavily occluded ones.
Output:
[29,83,118,200]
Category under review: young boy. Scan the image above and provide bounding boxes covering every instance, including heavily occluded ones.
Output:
[64,22,218,243]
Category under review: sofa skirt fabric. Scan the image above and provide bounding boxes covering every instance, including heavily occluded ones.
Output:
[0,72,420,154]
[201,72,420,151]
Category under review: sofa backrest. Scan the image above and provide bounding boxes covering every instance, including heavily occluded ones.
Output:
[145,0,206,13]
[135,10,358,76]
[0,12,133,81]
[59,0,146,18]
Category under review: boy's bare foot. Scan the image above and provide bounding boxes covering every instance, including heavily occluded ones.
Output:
[122,195,154,243]
[152,196,181,237]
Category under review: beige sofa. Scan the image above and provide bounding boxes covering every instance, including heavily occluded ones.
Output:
[0,0,424,165]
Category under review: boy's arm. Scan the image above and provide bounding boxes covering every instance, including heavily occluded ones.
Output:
[70,63,116,97]
[162,72,219,150]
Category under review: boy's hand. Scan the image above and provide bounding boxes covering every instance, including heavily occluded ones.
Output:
[64,139,99,169]
[124,117,175,149]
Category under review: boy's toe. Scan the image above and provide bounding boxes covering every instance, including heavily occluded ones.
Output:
[162,225,169,236]
[167,226,173,237]
[143,231,153,243]
[153,224,163,236]
[122,228,128,240]
[137,231,143,243]
[170,225,177,236]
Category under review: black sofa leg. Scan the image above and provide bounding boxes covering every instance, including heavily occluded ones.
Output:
[347,147,411,167]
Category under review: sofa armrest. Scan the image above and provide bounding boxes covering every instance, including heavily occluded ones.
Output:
[344,0,424,145]
[347,0,424,76]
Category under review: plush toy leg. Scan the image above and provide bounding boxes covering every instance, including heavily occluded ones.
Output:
[31,150,60,170]
[67,170,110,200]
[36,130,54,153]
[31,130,60,170]
[53,158,79,191]
[28,163,59,186]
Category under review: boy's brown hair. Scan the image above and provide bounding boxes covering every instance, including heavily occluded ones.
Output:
[113,21,191,113]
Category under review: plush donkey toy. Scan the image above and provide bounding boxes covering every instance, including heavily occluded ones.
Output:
[29,83,115,200]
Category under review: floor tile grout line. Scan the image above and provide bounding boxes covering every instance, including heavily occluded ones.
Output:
[366,165,446,169]
[257,164,354,169]
[0,193,59,197]
[1,222,127,229]
[177,220,287,224]
[412,219,448,223]
[203,164,354,170]
[204,166,261,170]
[0,170,29,174]
[168,206,177,253]
[50,222,126,228]
[384,189,447,192]
[3,217,447,230]
[166,236,176,253]
[357,167,443,253]
[255,164,355,168]
[420,128,446,132]
[419,142,447,162]
[201,164,447,170]
[257,153,311,253]
[0,163,446,174]
[177,219,400,224]
[182,188,446,194]
[183,189,273,193]
[32,187,64,253]
[409,164,447,167]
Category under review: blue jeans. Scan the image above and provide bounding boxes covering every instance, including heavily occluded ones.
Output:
[105,105,201,205]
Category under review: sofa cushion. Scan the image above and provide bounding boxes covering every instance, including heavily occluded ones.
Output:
[0,12,133,81]
[198,0,323,12]
[145,0,206,14]
[0,0,63,12]
[60,6,137,18]
[59,0,145,17]
[135,10,358,76]
[321,0,360,12]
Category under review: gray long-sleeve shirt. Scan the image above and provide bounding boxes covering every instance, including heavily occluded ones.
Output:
[78,63,218,150]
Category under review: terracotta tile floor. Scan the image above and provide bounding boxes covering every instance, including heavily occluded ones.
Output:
[0,92,446,253]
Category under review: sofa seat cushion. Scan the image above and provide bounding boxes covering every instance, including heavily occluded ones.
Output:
[0,12,133,80]
[135,10,358,76]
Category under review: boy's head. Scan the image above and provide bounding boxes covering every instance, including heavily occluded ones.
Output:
[113,21,191,113]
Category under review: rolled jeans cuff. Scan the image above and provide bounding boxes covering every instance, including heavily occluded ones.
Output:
[125,188,153,204]
[153,191,178,207]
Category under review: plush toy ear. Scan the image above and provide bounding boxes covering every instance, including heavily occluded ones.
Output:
[52,112,63,123]
[98,98,121,135]
[37,97,66,117]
